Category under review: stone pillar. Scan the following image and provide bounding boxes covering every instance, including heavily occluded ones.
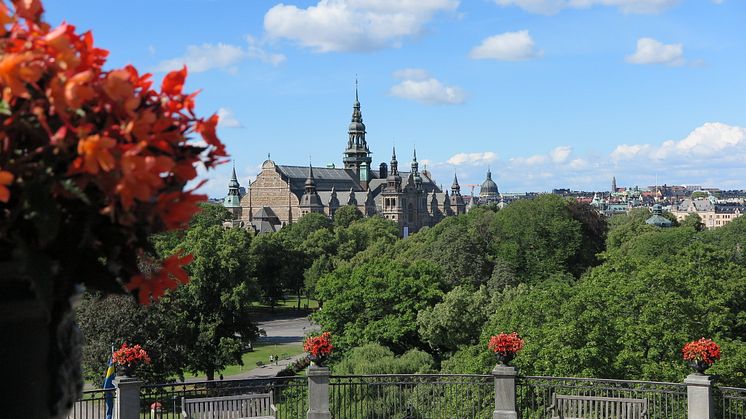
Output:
[114,376,142,419]
[307,365,332,419]
[685,373,714,419]
[492,364,518,419]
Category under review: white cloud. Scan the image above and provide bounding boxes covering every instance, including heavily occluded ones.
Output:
[429,122,746,192]
[217,108,243,128]
[493,0,679,15]
[612,122,746,161]
[550,146,572,163]
[154,37,285,73]
[390,69,466,105]
[446,152,498,166]
[263,0,458,52]
[626,37,685,66]
[246,35,287,66]
[469,30,542,61]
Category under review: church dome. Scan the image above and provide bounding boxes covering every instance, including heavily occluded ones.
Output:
[480,169,499,197]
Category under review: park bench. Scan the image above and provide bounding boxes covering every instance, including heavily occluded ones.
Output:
[550,393,648,419]
[182,392,277,419]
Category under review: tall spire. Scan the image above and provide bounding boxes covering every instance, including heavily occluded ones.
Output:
[305,161,316,190]
[451,172,460,191]
[390,146,399,176]
[343,78,371,173]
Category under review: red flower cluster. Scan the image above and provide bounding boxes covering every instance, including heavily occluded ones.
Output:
[304,332,334,358]
[682,338,721,366]
[112,343,151,369]
[0,0,226,304]
[488,332,525,356]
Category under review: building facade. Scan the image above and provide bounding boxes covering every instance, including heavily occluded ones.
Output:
[669,197,745,229]
[225,90,466,234]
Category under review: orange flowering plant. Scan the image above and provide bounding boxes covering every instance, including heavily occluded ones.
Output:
[0,0,226,304]
[304,332,334,366]
[112,343,151,371]
[488,332,524,366]
[682,338,720,373]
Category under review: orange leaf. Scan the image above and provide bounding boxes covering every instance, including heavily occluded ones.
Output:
[161,66,186,96]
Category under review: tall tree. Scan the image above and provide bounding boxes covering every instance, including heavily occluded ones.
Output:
[169,225,259,380]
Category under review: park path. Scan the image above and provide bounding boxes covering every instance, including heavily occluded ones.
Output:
[183,314,319,381]
[226,315,318,379]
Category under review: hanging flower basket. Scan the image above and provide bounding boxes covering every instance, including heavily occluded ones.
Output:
[488,332,524,366]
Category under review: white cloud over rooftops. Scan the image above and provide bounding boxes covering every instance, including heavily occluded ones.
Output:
[263,0,459,53]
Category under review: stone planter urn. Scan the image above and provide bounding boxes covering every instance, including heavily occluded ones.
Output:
[689,360,711,374]
[494,352,516,367]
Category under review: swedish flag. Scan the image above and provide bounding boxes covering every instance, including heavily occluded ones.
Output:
[102,350,116,419]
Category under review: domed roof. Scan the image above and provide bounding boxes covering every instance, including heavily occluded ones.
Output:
[348,120,366,132]
[480,169,499,196]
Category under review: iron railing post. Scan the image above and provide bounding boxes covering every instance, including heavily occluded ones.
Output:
[307,365,332,419]
[493,365,518,419]
[685,373,714,419]
[114,375,142,419]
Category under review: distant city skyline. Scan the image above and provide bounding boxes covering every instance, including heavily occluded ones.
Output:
[48,1,746,197]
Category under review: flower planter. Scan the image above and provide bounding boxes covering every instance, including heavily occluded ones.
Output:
[494,353,516,366]
[689,360,711,374]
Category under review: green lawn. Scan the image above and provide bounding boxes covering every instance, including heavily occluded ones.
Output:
[249,295,319,312]
[185,342,305,379]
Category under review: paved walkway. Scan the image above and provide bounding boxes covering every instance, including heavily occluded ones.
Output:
[183,315,318,381]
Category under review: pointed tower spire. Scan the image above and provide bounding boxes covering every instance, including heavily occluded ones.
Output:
[344,78,371,173]
[305,161,316,190]
[224,161,241,208]
[451,172,460,192]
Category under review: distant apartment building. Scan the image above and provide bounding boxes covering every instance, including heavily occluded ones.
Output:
[670,197,745,229]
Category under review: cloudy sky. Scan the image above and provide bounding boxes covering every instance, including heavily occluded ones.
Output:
[48,1,746,196]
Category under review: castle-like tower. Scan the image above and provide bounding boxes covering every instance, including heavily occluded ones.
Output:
[342,83,372,183]
[450,173,466,215]
[381,147,404,224]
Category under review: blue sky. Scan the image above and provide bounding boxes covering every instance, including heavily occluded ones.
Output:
[47,0,746,197]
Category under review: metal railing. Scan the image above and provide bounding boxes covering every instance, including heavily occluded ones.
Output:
[140,376,308,419]
[65,388,115,419]
[517,375,688,418]
[719,386,746,419]
[329,374,494,419]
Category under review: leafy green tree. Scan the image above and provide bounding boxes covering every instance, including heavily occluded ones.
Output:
[606,208,657,250]
[335,343,434,374]
[333,205,364,229]
[249,233,299,305]
[680,213,705,231]
[169,225,260,380]
[417,286,491,354]
[278,212,332,249]
[490,195,584,283]
[397,215,494,287]
[75,293,188,383]
[566,200,608,276]
[335,215,400,261]
[315,259,444,353]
